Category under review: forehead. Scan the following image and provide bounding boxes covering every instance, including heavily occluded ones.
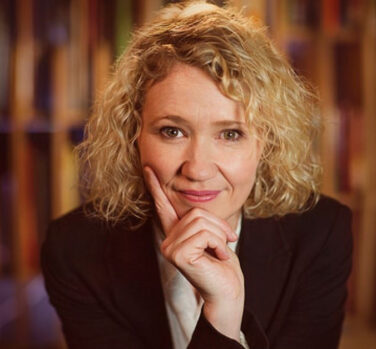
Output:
[142,63,246,124]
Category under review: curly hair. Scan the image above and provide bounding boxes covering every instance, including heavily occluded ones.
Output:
[76,0,322,225]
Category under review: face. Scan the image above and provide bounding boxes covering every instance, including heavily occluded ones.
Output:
[138,63,262,230]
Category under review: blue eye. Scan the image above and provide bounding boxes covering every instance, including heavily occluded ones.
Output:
[160,127,183,138]
[221,129,242,141]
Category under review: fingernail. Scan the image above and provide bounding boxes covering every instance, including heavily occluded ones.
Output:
[143,166,154,185]
[143,166,150,176]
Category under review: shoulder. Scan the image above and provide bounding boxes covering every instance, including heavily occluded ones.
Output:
[41,204,146,269]
[41,204,119,273]
[43,203,140,244]
[242,195,352,263]
[300,194,351,222]
[278,194,353,265]
[44,205,107,251]
[281,194,351,234]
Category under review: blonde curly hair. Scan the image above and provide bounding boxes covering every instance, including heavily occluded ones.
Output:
[76,0,322,225]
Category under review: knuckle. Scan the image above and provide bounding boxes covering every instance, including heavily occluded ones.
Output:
[192,216,205,227]
[190,207,203,217]
[170,248,181,264]
[160,240,170,256]
[219,230,227,242]
[196,229,206,237]
[198,229,211,241]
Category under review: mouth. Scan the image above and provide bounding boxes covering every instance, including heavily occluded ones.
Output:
[178,190,221,203]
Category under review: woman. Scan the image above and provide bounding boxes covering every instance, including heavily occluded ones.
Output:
[41,1,352,349]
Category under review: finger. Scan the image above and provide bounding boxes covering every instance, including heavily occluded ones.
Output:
[185,230,230,262]
[172,207,237,243]
[164,230,230,266]
[163,216,229,252]
[143,166,178,233]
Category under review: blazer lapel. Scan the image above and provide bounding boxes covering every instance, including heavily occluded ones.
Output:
[239,217,292,333]
[105,219,173,349]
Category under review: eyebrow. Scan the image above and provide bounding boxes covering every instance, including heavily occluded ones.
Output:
[150,115,247,128]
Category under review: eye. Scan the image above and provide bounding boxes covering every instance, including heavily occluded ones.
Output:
[221,129,242,141]
[160,126,184,138]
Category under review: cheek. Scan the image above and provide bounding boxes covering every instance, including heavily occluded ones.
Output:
[138,138,179,182]
[222,153,259,191]
[230,140,262,191]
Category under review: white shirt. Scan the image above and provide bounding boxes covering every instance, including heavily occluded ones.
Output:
[154,217,249,349]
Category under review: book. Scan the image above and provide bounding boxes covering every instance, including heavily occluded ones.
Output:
[0,132,14,276]
[115,0,133,58]
[0,0,15,120]
[323,0,341,33]
[334,41,363,108]
[33,0,70,119]
[287,39,318,84]
[286,0,321,30]
[26,126,52,252]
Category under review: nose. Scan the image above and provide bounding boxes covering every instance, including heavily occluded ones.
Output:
[180,139,217,181]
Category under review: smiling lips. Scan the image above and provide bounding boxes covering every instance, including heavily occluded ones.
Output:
[178,190,221,203]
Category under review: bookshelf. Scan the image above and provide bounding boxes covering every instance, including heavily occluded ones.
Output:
[258,0,376,321]
[0,0,144,347]
[0,0,375,347]
[0,0,140,277]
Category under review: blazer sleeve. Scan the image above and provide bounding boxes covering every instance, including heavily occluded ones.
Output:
[270,204,353,349]
[188,312,244,348]
[41,220,145,349]
[189,310,267,349]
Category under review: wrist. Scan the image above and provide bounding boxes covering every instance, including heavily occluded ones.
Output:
[203,298,244,342]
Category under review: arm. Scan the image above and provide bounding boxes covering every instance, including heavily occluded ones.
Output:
[41,221,146,349]
[144,167,247,346]
[271,205,353,349]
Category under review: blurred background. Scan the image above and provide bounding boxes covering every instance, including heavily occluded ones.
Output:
[0,0,375,348]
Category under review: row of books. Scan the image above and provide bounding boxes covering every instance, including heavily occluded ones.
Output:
[285,0,366,31]
[0,125,83,276]
[287,40,363,108]
[1,0,370,121]
[287,38,364,194]
[0,0,133,122]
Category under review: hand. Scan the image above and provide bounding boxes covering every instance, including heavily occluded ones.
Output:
[144,166,245,341]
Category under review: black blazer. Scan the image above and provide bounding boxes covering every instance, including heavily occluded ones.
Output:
[41,195,352,349]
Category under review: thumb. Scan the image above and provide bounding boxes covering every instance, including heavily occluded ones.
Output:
[143,166,178,234]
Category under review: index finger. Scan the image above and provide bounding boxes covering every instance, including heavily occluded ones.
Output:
[143,166,178,234]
